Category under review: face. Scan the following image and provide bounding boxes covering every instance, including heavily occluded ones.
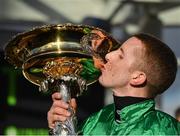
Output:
[98,37,143,89]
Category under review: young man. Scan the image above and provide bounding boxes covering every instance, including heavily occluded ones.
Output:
[47,33,180,135]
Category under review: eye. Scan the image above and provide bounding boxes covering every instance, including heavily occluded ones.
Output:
[118,48,124,59]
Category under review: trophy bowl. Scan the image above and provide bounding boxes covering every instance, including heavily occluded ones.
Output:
[4,23,120,135]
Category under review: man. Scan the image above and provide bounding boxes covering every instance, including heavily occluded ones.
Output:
[47,33,180,135]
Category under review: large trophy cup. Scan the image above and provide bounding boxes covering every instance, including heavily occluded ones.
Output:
[4,24,120,135]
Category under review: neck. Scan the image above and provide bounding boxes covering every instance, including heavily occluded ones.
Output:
[112,86,151,98]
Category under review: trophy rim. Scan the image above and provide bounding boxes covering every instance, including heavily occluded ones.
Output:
[4,23,109,68]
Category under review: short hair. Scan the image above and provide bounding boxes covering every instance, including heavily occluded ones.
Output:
[133,33,177,95]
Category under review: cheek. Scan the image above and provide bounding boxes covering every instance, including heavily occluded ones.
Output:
[99,68,118,85]
[111,67,131,83]
[109,64,120,77]
[98,71,111,84]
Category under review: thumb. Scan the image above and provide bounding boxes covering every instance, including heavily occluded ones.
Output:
[70,98,77,113]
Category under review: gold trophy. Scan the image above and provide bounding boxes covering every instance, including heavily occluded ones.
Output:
[4,24,120,135]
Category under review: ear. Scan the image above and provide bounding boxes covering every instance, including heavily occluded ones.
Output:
[130,71,146,86]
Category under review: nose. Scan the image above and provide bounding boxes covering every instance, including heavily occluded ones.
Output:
[105,51,112,62]
[105,49,117,63]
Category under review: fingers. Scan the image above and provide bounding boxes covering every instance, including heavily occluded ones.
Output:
[52,99,69,109]
[47,92,77,129]
[47,103,71,128]
[52,93,76,109]
[52,92,61,101]
[47,110,69,128]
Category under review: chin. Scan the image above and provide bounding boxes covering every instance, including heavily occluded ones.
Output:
[98,76,103,84]
[98,77,111,88]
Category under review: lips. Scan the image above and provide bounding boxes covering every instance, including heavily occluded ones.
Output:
[99,65,105,72]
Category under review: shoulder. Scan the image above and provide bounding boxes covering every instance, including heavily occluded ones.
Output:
[78,104,114,134]
[155,110,178,123]
[101,103,114,113]
[156,110,179,127]
[144,109,180,135]
[87,103,114,121]
[79,103,114,125]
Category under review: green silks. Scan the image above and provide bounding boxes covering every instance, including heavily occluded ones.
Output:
[78,100,180,135]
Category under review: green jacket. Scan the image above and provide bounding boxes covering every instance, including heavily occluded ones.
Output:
[78,100,180,135]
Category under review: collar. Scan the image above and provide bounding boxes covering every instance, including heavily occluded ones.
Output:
[113,96,154,123]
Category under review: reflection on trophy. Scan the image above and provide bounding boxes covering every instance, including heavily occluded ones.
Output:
[4,24,120,135]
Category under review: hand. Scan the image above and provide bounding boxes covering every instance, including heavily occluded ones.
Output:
[47,92,77,128]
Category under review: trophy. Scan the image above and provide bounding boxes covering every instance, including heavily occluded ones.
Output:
[4,24,120,135]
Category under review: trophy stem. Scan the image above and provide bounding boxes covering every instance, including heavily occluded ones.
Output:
[52,80,77,136]
[39,75,87,136]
